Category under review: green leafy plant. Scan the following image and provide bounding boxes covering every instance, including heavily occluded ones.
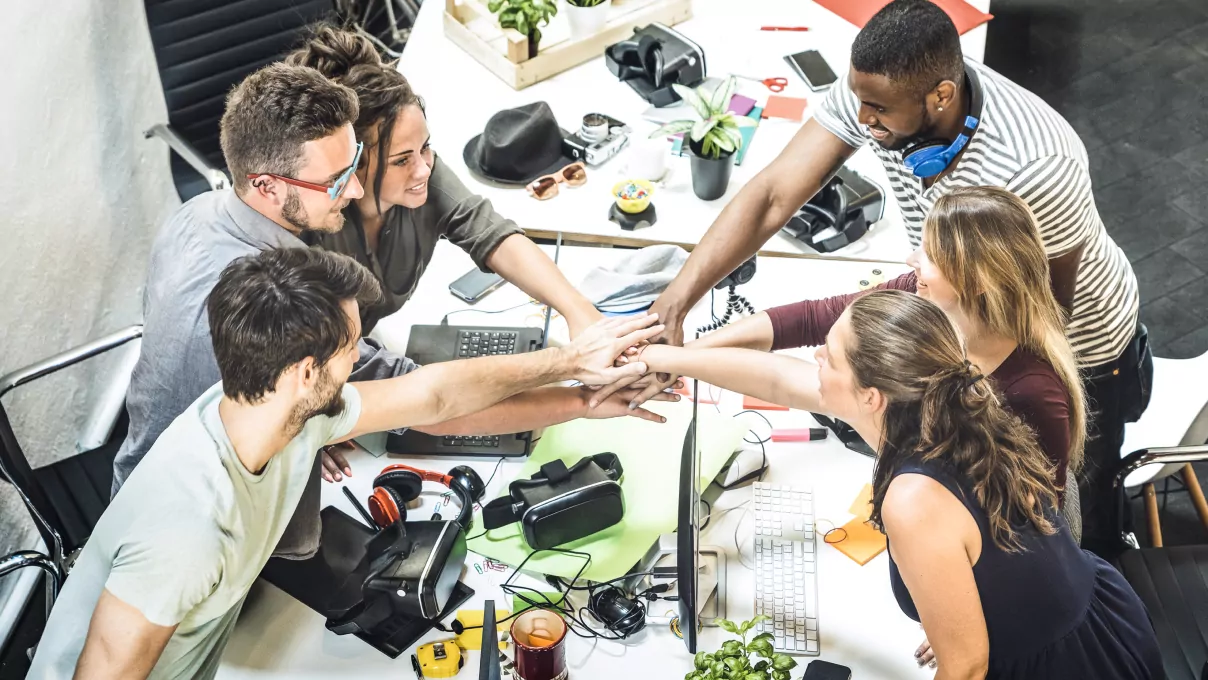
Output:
[685,616,798,680]
[650,76,756,160]
[566,0,607,6]
[488,0,558,48]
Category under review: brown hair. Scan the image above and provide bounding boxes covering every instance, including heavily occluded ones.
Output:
[208,248,381,403]
[219,62,360,194]
[923,186,1086,476]
[287,25,425,215]
[849,290,1059,551]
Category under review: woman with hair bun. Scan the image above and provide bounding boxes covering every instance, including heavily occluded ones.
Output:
[287,26,601,335]
[634,291,1161,679]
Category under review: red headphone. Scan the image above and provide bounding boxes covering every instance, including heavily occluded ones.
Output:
[368,463,486,531]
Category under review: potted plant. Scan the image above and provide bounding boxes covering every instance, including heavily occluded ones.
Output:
[562,0,610,40]
[650,76,755,201]
[488,0,558,59]
[685,616,798,680]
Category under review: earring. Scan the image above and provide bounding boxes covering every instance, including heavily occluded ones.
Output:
[938,106,944,112]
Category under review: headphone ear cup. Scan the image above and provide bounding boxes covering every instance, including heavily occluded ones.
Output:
[368,485,409,528]
[374,470,424,503]
[449,465,486,504]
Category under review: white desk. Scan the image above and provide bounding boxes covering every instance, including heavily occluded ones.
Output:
[217,243,926,678]
[400,0,990,263]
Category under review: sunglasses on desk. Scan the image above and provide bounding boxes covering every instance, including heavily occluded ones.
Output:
[246,141,364,201]
[526,162,586,200]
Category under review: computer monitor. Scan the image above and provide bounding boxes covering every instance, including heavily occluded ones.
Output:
[480,600,501,680]
[677,377,701,653]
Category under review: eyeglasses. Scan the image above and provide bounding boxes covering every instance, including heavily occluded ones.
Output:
[246,141,364,200]
[526,162,587,201]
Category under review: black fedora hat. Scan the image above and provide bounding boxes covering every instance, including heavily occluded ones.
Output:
[462,101,577,186]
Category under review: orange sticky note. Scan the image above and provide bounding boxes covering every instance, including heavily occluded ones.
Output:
[761,95,808,122]
[848,483,874,520]
[742,395,790,411]
[831,517,887,565]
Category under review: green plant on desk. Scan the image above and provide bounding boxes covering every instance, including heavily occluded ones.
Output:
[488,0,557,54]
[649,76,755,160]
[686,615,798,680]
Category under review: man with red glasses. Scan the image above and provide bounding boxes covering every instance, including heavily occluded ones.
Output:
[113,63,675,563]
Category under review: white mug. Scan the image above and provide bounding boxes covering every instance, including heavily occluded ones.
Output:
[625,138,668,181]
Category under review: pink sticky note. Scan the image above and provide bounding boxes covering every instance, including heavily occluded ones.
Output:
[728,94,757,116]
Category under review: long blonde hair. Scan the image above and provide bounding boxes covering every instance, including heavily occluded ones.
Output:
[851,291,1059,552]
[923,186,1086,475]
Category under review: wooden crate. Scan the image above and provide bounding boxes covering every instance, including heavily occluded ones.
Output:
[443,0,692,90]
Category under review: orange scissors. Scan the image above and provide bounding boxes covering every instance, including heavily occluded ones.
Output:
[737,74,789,93]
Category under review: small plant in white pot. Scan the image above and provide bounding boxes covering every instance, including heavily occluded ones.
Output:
[562,0,610,40]
[650,76,755,201]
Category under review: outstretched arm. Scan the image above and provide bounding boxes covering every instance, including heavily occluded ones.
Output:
[338,315,662,442]
[486,233,604,338]
[648,120,858,348]
[637,344,821,412]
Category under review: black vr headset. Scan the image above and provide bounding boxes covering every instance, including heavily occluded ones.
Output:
[482,453,626,550]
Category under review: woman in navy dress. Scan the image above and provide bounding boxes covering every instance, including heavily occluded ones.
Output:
[637,290,1162,679]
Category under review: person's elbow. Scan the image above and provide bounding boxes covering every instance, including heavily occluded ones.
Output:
[940,653,989,680]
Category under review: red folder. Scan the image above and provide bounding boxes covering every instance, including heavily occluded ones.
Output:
[815,0,993,35]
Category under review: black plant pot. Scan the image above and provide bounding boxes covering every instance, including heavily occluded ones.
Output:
[688,139,735,201]
[527,34,539,59]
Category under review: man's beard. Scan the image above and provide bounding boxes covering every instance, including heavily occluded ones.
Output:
[282,187,346,234]
[286,367,346,436]
[876,107,941,152]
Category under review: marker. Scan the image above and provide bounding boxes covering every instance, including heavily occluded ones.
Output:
[770,428,828,442]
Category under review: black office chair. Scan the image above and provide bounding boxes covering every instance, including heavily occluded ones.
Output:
[1111,446,1208,680]
[141,0,337,203]
[0,326,143,627]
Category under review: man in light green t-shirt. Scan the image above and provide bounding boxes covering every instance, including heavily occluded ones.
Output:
[29,247,663,680]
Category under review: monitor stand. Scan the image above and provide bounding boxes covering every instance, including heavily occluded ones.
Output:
[637,533,727,625]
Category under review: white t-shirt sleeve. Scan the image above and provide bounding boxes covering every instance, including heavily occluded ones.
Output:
[1006,156,1096,258]
[813,72,869,149]
[319,383,363,445]
[105,525,223,627]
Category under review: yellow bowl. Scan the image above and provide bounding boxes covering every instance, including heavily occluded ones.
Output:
[612,179,655,214]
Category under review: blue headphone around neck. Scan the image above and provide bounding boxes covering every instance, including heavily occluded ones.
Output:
[901,68,984,179]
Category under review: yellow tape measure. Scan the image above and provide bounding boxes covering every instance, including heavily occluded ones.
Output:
[416,640,463,678]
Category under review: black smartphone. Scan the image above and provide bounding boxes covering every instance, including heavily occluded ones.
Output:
[802,660,852,680]
[784,50,839,91]
[449,267,505,304]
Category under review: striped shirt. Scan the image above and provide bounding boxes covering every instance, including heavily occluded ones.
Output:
[815,59,1138,368]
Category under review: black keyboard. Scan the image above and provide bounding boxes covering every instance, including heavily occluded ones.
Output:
[456,330,519,358]
[440,434,501,448]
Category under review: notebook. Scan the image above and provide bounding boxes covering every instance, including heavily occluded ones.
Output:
[815,0,993,35]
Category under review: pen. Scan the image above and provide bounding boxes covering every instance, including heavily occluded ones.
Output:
[761,25,809,31]
[342,486,377,529]
[411,653,424,679]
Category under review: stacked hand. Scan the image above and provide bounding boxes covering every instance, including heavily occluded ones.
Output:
[562,314,665,385]
[587,319,686,409]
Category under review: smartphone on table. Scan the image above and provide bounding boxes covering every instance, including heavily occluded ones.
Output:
[784,50,839,91]
[449,267,505,304]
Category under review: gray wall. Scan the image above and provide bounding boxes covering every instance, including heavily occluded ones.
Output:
[0,0,177,608]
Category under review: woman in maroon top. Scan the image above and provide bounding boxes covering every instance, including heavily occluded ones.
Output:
[635,187,1086,497]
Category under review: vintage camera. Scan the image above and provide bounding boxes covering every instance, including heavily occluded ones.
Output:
[562,113,630,166]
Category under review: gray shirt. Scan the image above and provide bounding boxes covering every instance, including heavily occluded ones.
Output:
[305,155,523,333]
[113,190,414,557]
[31,383,362,680]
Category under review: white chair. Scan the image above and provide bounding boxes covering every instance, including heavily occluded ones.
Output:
[1119,352,1208,546]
